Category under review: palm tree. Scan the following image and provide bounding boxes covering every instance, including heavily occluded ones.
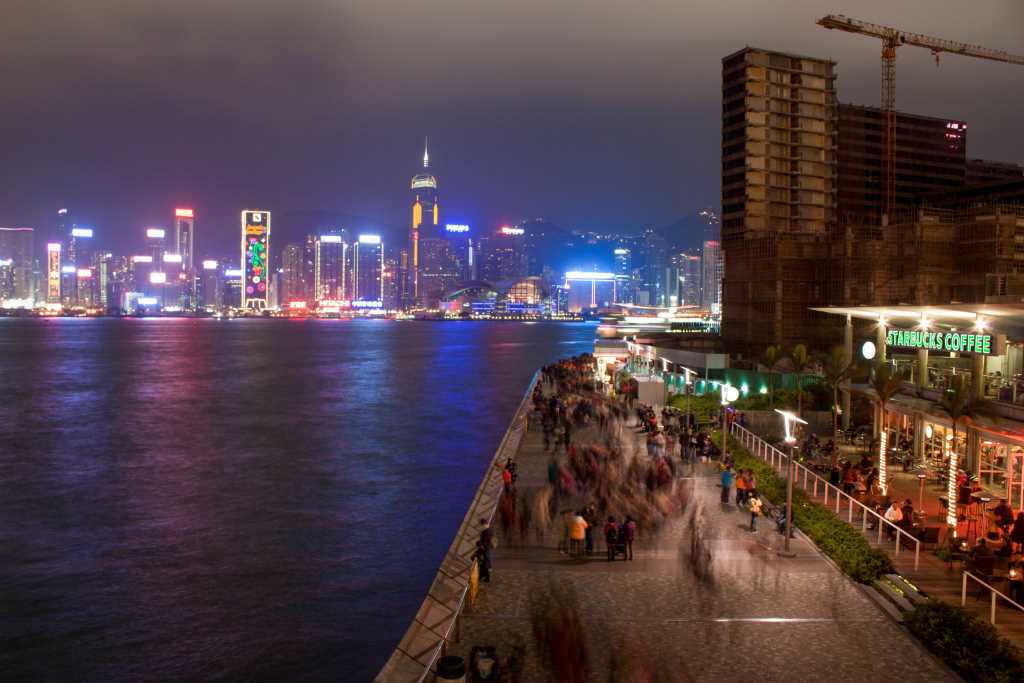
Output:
[790,343,815,416]
[761,345,787,410]
[935,374,997,532]
[820,346,862,466]
[870,362,909,495]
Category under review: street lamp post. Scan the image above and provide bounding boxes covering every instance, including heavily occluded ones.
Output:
[721,383,739,462]
[775,408,808,555]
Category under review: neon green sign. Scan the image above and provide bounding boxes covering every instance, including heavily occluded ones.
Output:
[886,329,995,355]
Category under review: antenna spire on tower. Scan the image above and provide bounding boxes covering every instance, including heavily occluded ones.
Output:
[423,136,429,168]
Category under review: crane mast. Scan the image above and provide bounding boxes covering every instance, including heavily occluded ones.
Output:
[817,14,1024,221]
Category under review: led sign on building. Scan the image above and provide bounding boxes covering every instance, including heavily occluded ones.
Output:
[886,329,999,356]
[163,253,183,264]
[132,255,153,264]
[76,268,92,278]
[146,228,166,239]
[241,210,271,310]
[150,272,167,284]
[61,265,77,275]
[202,260,219,270]
[71,227,94,238]
[175,208,194,218]
[319,234,343,243]
[46,243,62,303]
[224,268,243,278]
[446,224,470,233]
[499,226,525,236]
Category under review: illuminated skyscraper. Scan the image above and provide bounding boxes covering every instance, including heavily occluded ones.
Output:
[241,210,271,310]
[0,227,34,304]
[46,243,61,304]
[409,138,439,306]
[314,234,347,302]
[613,248,632,304]
[701,240,722,313]
[281,243,305,305]
[353,234,384,306]
[174,208,196,310]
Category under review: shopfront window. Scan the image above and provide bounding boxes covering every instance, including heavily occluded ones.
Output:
[979,440,1009,494]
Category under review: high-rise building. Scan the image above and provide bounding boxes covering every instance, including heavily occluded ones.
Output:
[837,105,966,227]
[677,252,702,306]
[281,243,305,305]
[146,227,167,270]
[313,234,347,302]
[701,240,722,313]
[353,234,384,306]
[721,47,837,356]
[199,259,223,309]
[409,138,439,306]
[46,242,62,304]
[479,226,528,283]
[241,210,271,310]
[613,248,633,304]
[174,208,196,310]
[0,227,34,304]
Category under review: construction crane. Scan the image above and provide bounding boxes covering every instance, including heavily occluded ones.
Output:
[817,14,1024,220]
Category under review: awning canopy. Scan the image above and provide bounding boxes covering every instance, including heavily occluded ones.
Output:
[812,304,1024,340]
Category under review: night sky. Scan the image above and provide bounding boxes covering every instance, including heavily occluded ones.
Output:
[2,1,1022,254]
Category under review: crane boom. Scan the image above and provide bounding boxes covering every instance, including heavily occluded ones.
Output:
[817,14,1024,222]
[818,15,1024,65]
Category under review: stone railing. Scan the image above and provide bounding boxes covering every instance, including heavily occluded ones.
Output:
[374,370,540,683]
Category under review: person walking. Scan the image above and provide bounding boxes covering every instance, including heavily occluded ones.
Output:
[570,510,588,556]
[720,465,734,505]
[749,494,763,532]
[583,504,597,556]
[735,469,748,506]
[623,515,636,560]
[472,539,492,583]
[604,516,619,561]
[1011,512,1024,554]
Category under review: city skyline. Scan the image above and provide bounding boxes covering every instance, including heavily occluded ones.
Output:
[2,2,1022,253]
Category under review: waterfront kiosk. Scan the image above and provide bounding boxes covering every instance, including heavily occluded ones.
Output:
[815,305,1024,534]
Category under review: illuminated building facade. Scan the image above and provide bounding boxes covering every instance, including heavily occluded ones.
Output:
[241,210,271,310]
[353,234,384,306]
[0,227,34,304]
[479,227,528,283]
[613,248,632,304]
[281,243,305,305]
[564,271,616,313]
[409,138,439,306]
[676,253,702,306]
[46,243,62,304]
[174,208,196,309]
[701,240,722,313]
[314,234,347,302]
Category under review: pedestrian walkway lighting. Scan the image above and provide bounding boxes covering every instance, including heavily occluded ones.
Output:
[775,409,807,554]
[720,384,739,463]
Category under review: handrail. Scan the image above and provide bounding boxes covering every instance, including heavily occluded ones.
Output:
[961,570,1024,625]
[375,370,541,683]
[730,423,921,571]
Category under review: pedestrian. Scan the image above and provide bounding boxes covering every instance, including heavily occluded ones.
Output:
[1011,512,1024,554]
[583,504,597,555]
[570,510,588,556]
[472,539,492,583]
[623,515,636,560]
[735,469,748,506]
[749,494,762,532]
[604,516,619,561]
[479,518,494,550]
[884,499,902,539]
[720,465,734,505]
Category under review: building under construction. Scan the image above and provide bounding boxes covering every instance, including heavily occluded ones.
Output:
[721,47,1024,359]
[720,47,839,358]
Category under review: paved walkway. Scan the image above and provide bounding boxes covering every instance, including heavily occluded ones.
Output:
[450,416,955,681]
[764,435,1024,649]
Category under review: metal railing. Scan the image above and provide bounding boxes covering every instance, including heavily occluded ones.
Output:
[375,370,540,683]
[961,571,1024,624]
[730,423,921,571]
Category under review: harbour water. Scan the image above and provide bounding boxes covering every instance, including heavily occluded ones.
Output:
[0,318,595,682]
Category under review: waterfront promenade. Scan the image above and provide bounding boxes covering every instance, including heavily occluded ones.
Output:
[445,410,954,680]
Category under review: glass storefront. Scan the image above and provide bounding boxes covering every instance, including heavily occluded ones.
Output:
[979,437,1024,510]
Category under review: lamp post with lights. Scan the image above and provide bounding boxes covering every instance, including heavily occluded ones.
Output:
[775,408,808,555]
[721,383,739,463]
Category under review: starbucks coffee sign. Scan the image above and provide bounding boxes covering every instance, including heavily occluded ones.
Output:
[886,329,1000,356]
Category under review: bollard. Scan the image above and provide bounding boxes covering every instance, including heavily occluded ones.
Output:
[961,572,967,606]
[992,591,998,624]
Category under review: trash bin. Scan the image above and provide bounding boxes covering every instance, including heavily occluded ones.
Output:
[436,655,466,683]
